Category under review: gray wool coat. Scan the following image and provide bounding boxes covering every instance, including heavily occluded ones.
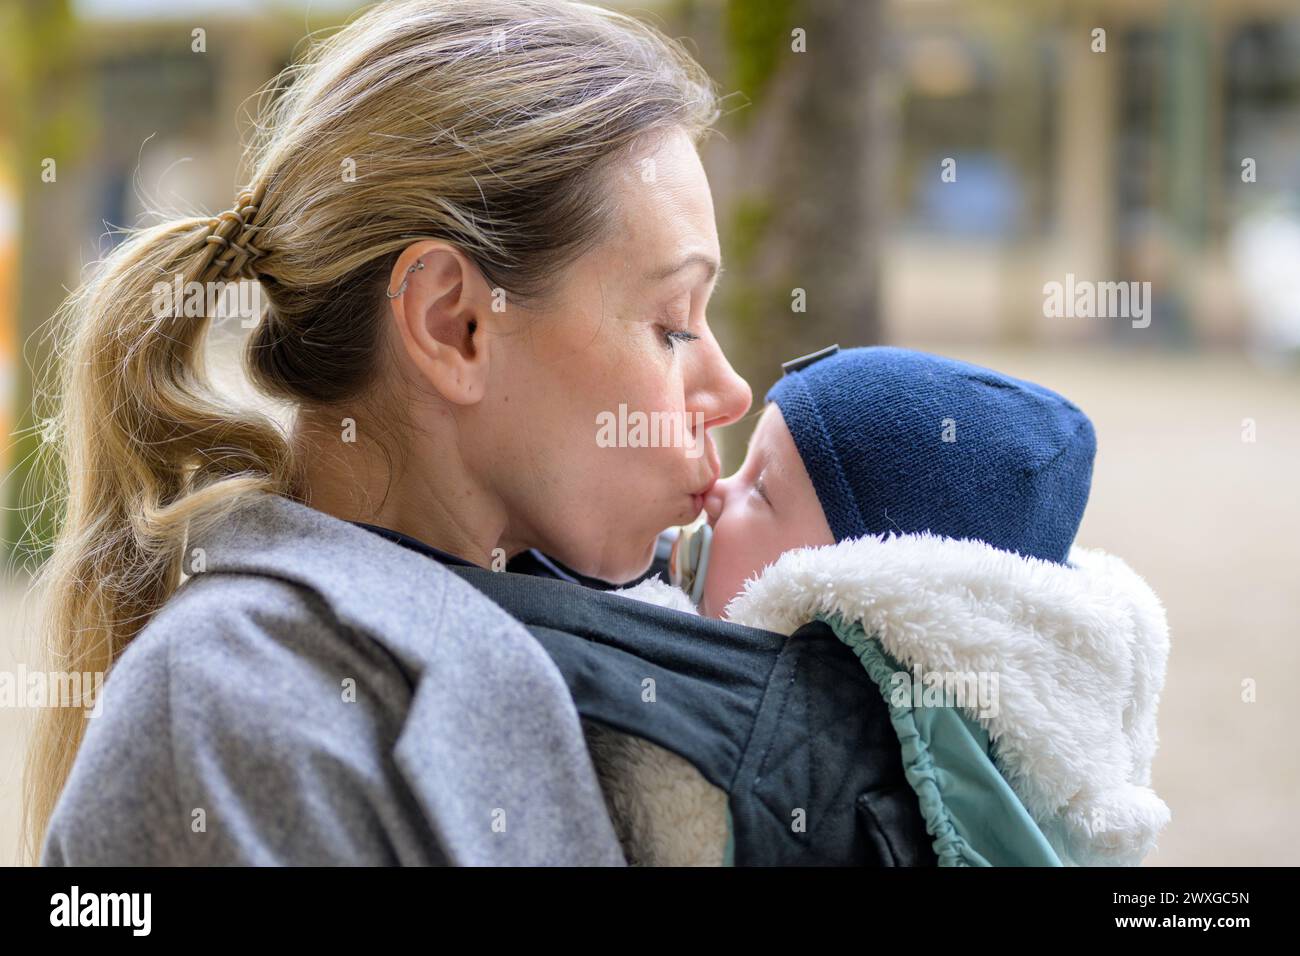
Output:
[41,492,627,866]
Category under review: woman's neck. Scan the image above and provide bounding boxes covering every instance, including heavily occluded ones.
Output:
[290,407,514,570]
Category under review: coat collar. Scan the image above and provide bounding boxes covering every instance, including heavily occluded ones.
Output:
[185,492,458,674]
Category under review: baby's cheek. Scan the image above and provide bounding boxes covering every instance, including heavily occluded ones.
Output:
[702,526,760,618]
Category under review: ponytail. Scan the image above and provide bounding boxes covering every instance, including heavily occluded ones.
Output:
[21,183,296,860]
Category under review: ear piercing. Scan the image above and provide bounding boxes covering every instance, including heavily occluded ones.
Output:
[386,258,425,298]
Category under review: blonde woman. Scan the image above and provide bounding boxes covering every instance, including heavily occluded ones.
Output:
[26,0,750,865]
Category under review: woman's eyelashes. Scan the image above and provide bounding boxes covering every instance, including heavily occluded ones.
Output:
[662,323,700,351]
[658,281,719,351]
[752,472,771,506]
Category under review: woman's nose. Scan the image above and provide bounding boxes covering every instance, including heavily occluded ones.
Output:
[691,338,753,431]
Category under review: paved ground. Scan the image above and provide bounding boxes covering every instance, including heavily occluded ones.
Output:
[2,346,1297,865]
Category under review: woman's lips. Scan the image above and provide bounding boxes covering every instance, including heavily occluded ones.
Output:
[686,441,720,518]
[689,474,718,517]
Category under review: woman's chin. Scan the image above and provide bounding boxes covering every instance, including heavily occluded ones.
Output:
[568,536,659,586]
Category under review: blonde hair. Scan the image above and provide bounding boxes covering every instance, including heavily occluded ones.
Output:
[22,0,719,861]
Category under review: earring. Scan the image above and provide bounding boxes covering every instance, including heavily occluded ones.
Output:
[386,258,425,298]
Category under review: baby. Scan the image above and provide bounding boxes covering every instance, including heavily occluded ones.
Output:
[594,346,1171,867]
[670,344,1096,620]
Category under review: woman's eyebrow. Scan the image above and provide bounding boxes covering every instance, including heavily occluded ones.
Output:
[644,253,722,283]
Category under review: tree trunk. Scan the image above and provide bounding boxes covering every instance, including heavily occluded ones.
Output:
[678,0,885,463]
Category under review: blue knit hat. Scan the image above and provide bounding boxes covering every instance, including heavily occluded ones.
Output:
[766,346,1095,564]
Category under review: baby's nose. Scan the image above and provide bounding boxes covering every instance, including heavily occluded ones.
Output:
[703,482,725,526]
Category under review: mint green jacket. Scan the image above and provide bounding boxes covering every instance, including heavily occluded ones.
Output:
[831,617,1062,866]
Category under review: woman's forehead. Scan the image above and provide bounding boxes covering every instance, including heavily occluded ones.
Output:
[606,134,717,269]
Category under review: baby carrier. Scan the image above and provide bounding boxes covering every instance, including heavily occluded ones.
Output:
[450,560,937,865]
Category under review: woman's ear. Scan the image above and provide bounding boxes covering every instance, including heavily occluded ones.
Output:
[387,240,490,405]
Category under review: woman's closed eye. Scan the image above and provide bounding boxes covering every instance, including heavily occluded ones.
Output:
[663,326,700,350]
[752,473,771,505]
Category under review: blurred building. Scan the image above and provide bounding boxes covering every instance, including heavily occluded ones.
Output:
[883,0,1300,351]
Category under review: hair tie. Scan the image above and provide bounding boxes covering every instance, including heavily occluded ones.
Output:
[201,181,270,281]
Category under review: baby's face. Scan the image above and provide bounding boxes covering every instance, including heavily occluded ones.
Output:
[699,403,835,618]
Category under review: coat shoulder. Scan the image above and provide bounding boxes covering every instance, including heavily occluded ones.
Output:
[44,572,439,865]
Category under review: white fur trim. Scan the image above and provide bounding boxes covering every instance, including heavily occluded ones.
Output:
[610,574,701,616]
[724,532,1172,866]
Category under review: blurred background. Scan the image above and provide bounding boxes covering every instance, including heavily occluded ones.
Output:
[1,0,1298,865]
